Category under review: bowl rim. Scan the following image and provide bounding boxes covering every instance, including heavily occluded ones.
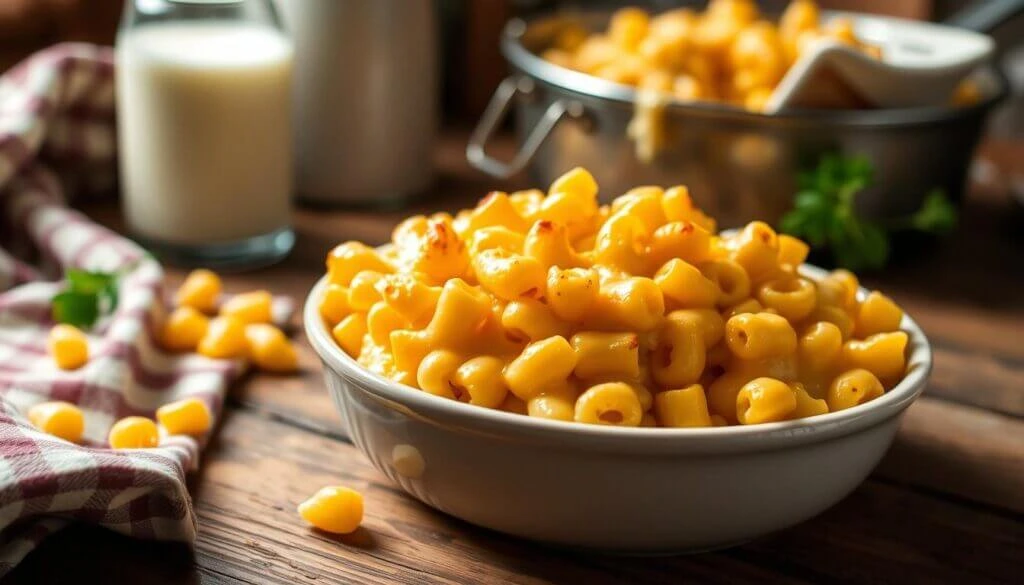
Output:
[501,10,1008,129]
[305,264,932,455]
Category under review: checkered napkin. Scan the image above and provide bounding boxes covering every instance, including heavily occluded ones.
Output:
[0,44,266,574]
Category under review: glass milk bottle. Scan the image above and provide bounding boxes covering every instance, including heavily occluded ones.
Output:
[117,0,294,268]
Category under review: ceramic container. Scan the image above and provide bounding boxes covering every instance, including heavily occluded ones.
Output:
[304,265,932,552]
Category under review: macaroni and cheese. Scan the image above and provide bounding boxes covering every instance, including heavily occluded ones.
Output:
[319,167,909,428]
[544,1,882,161]
[544,1,880,113]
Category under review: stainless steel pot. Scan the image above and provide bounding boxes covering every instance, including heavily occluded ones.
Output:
[468,9,1013,227]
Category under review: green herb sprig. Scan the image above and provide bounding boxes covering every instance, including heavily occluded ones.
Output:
[779,155,958,271]
[52,269,119,328]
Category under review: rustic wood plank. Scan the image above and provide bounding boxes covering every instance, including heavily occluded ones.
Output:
[875,397,1024,513]
[7,407,1023,585]
[927,344,1024,417]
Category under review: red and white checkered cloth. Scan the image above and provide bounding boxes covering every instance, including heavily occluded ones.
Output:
[0,44,274,574]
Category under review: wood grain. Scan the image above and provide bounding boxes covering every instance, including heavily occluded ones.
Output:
[876,397,1024,513]
[8,407,1023,585]
[927,344,1024,417]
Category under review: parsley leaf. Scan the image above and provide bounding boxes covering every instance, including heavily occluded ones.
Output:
[780,154,886,270]
[779,155,957,271]
[911,190,958,234]
[51,269,120,329]
[67,270,113,295]
[51,291,100,328]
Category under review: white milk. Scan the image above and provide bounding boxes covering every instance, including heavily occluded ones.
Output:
[117,23,293,245]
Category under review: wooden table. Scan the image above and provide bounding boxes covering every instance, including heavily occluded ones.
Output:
[7,132,1024,584]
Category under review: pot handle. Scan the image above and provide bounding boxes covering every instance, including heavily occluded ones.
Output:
[467,76,583,178]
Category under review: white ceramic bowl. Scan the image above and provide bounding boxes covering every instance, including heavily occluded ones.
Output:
[304,266,932,553]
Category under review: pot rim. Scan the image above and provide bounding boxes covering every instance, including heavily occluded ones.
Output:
[500,11,1008,129]
[305,264,933,455]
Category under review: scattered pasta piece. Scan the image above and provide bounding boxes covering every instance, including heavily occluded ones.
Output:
[220,290,273,324]
[156,398,213,436]
[161,306,210,352]
[175,269,222,314]
[48,324,89,370]
[245,323,299,374]
[108,416,159,449]
[197,316,248,359]
[28,401,85,443]
[298,486,364,534]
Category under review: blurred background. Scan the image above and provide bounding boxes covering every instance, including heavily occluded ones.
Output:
[5,0,1024,240]
[3,0,1022,123]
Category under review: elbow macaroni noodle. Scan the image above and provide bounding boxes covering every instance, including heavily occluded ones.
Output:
[542,1,980,161]
[544,1,882,115]
[320,167,910,428]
